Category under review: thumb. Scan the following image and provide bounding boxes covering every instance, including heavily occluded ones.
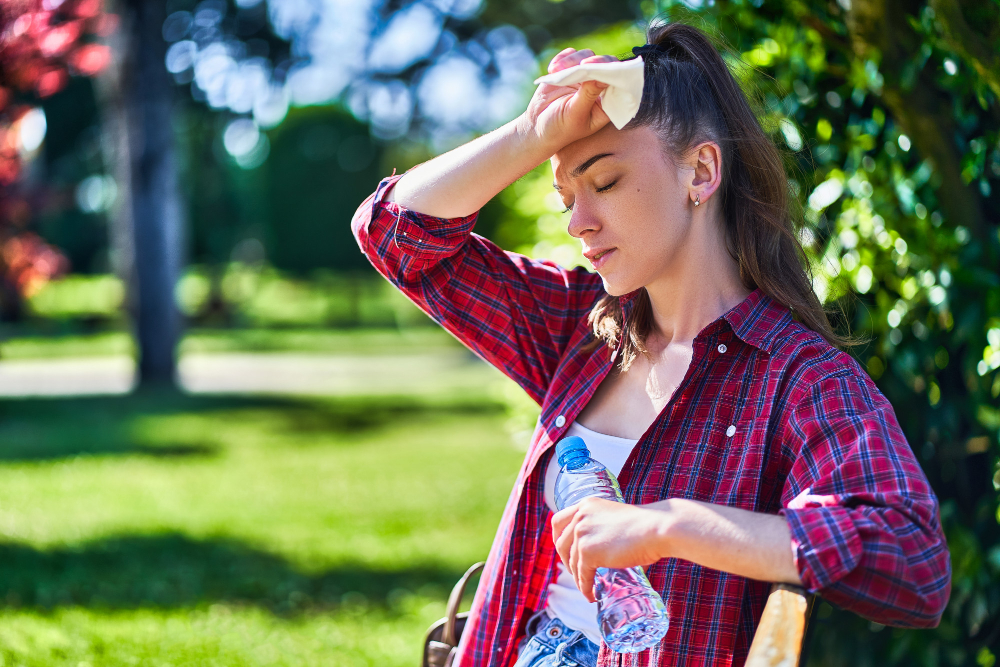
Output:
[563,80,606,112]
[572,81,611,129]
[578,80,608,100]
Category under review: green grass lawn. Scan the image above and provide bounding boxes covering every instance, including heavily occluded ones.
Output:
[0,390,526,666]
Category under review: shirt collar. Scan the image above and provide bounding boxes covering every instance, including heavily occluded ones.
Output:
[722,288,793,354]
[618,290,640,306]
[617,287,792,354]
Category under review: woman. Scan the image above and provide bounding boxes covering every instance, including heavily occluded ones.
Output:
[351,20,950,667]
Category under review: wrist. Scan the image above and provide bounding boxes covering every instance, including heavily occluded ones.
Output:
[648,498,682,560]
[509,113,561,161]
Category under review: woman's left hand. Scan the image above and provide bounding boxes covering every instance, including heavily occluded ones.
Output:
[551,497,670,602]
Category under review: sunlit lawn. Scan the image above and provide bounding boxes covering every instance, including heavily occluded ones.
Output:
[0,388,525,666]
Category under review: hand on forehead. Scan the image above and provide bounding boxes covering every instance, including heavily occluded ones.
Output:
[535,52,646,130]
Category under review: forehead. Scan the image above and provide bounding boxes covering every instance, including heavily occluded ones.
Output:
[550,125,663,182]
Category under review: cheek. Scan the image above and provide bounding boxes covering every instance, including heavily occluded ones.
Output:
[615,193,679,256]
[611,203,687,284]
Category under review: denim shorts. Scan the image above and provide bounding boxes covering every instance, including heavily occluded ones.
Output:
[512,612,599,667]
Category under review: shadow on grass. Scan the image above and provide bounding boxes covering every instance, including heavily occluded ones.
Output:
[0,533,469,614]
[0,440,220,461]
[0,389,503,462]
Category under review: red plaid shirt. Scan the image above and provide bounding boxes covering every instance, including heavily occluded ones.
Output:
[352,175,951,667]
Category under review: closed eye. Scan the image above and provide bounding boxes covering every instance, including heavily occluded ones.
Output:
[560,179,617,212]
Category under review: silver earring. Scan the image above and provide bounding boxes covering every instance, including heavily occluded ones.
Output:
[694,195,701,207]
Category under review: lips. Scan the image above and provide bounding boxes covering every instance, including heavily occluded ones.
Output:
[584,247,616,269]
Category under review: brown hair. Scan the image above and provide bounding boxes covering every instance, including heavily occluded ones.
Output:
[589,19,845,369]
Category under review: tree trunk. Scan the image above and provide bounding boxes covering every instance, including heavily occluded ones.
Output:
[99,0,183,387]
[845,0,988,244]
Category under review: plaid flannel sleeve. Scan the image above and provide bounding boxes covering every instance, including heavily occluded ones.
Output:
[351,174,605,404]
[779,368,951,628]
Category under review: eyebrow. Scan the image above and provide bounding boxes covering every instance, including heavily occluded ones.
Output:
[573,152,614,177]
[552,152,615,190]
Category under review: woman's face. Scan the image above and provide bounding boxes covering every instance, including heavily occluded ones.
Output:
[551,124,694,297]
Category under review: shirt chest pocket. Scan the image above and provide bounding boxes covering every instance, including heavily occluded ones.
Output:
[677,396,741,498]
[636,392,764,507]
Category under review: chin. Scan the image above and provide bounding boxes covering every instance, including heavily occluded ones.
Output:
[597,272,639,298]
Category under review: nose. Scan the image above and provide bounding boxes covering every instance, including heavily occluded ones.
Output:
[566,204,599,240]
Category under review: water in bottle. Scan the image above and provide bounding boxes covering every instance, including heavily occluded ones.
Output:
[554,436,670,653]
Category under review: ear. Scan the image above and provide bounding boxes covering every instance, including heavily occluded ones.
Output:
[688,142,722,206]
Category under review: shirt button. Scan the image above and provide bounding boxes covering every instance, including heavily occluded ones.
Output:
[718,343,728,354]
[726,424,737,437]
[555,415,566,428]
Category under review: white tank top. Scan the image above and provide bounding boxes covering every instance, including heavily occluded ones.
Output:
[542,421,639,645]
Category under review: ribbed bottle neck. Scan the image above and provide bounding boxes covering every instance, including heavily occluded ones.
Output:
[559,453,589,470]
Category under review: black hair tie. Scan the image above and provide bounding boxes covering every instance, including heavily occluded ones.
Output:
[631,43,662,58]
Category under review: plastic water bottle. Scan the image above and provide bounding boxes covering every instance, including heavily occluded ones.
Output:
[554,436,669,653]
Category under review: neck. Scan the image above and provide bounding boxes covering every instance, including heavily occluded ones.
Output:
[643,210,750,347]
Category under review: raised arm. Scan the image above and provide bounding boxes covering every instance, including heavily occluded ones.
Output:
[352,50,621,402]
[387,48,616,218]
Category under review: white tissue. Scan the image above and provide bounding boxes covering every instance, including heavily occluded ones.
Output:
[533,56,645,130]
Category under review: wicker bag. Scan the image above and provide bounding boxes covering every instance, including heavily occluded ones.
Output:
[422,562,484,667]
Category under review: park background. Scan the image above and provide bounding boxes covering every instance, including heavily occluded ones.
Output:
[0,0,997,664]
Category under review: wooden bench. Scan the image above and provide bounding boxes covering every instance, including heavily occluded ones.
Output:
[745,583,814,667]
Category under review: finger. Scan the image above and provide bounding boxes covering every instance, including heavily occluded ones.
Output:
[579,54,618,66]
[551,507,575,539]
[569,81,610,117]
[571,521,589,589]
[570,80,608,110]
[554,525,573,566]
[550,48,596,73]
[536,83,579,100]
[547,48,576,73]
[567,514,588,573]
[590,98,610,130]
[548,48,582,74]
[554,511,581,567]
[579,79,609,96]
[575,552,593,602]
[570,527,582,581]
[581,565,598,603]
[565,512,587,576]
[576,82,611,130]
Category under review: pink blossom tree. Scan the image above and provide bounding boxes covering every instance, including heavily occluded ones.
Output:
[0,0,112,318]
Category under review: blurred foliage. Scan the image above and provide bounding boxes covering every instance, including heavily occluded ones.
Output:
[175,264,431,328]
[26,267,432,329]
[0,0,113,318]
[179,104,385,275]
[27,273,123,318]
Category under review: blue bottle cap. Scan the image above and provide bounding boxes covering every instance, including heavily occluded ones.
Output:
[556,436,591,468]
